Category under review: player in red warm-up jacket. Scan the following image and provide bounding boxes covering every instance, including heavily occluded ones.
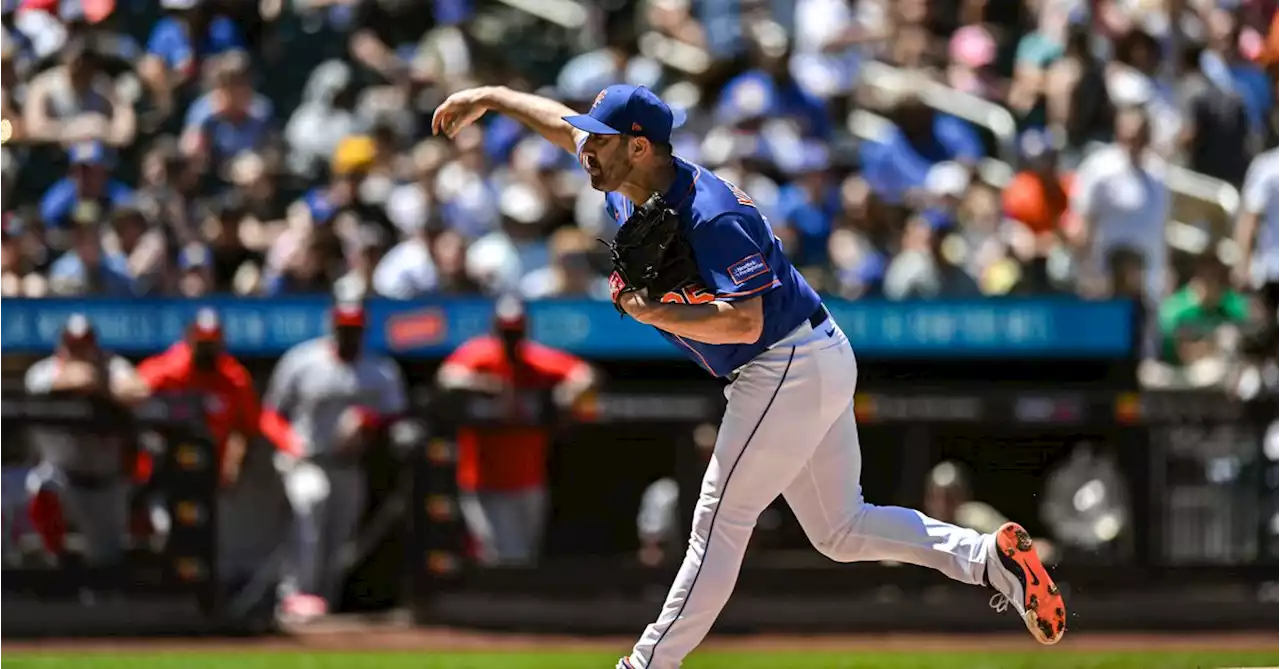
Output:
[137,308,266,589]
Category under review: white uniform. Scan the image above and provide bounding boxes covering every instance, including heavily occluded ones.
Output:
[23,355,139,565]
[622,319,990,669]
[264,337,407,603]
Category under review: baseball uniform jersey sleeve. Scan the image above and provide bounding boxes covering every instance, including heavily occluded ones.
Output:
[522,342,587,384]
[264,343,306,417]
[260,341,311,455]
[608,157,822,376]
[137,345,186,391]
[688,214,782,302]
[442,337,491,371]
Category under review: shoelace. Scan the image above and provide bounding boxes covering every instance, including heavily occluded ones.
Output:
[989,592,1010,613]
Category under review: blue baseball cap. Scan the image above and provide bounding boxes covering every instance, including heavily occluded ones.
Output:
[563,84,686,146]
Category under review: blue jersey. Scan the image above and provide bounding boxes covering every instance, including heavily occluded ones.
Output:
[604,157,824,377]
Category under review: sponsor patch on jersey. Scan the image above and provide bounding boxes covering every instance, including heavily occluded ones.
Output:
[727,253,769,285]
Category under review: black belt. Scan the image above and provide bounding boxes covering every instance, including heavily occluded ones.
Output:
[808,305,830,330]
[728,304,832,381]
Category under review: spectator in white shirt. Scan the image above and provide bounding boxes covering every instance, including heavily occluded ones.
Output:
[1071,106,1171,305]
[1234,146,1279,301]
[373,196,438,299]
[789,0,885,100]
[284,60,361,180]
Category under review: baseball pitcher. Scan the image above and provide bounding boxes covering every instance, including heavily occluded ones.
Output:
[433,84,1067,668]
[22,314,150,566]
[260,300,408,619]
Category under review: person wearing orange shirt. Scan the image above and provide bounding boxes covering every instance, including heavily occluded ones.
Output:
[137,308,264,588]
[437,295,596,566]
[1002,129,1074,238]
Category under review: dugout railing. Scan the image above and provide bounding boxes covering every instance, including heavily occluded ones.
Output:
[408,387,1279,634]
[0,391,220,637]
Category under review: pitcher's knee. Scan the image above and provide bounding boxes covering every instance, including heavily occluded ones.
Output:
[810,503,872,563]
[813,533,871,563]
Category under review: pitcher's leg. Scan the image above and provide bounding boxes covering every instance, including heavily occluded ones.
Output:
[783,401,988,585]
[626,458,768,669]
[627,348,820,669]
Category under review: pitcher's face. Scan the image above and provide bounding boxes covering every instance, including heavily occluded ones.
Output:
[579,134,635,192]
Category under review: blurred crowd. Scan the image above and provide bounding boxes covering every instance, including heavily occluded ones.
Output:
[0,0,1277,382]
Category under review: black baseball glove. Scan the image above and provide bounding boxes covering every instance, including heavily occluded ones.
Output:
[602,193,700,314]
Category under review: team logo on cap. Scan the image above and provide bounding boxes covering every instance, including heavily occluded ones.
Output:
[591,90,608,111]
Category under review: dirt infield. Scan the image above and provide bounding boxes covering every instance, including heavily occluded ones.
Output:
[7,625,1276,654]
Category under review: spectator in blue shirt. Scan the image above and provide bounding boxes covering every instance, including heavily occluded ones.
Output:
[181,51,274,169]
[1201,17,1274,138]
[712,22,831,139]
[861,96,985,206]
[776,141,840,268]
[716,65,832,139]
[698,0,793,61]
[47,206,137,297]
[39,141,134,229]
[140,0,245,119]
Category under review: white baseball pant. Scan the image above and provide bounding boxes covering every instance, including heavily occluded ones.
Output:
[458,486,548,566]
[623,319,992,669]
[278,459,366,604]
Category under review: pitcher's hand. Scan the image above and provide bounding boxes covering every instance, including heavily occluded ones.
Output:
[431,87,491,139]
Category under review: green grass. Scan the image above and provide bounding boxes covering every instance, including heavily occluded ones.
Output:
[4,651,1277,669]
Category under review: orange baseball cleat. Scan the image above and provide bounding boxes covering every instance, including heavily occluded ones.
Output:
[986,521,1067,645]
